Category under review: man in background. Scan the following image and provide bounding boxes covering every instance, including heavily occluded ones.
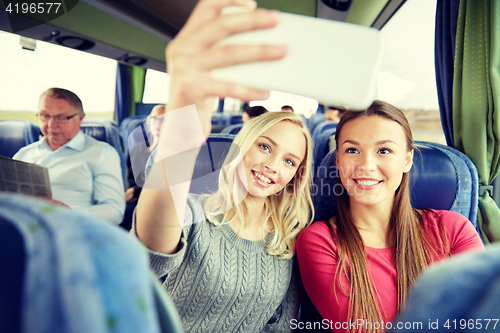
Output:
[242,105,268,123]
[14,87,125,224]
[324,105,345,122]
[281,105,294,112]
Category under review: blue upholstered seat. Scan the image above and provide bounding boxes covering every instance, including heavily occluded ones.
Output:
[81,118,127,187]
[220,123,244,135]
[308,113,325,134]
[144,134,236,195]
[312,127,336,169]
[311,122,337,144]
[211,113,230,125]
[0,120,41,158]
[311,121,337,169]
[391,243,500,333]
[229,114,243,124]
[190,134,236,194]
[313,141,479,227]
[0,193,183,333]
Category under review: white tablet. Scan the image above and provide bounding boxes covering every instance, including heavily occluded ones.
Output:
[212,10,383,110]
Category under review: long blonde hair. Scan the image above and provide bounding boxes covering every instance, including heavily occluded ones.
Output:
[332,100,448,332]
[204,111,314,259]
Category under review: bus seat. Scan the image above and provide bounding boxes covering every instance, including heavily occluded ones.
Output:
[0,193,184,333]
[211,124,227,133]
[211,113,230,125]
[311,122,337,168]
[312,122,337,144]
[81,119,127,187]
[190,134,236,194]
[308,113,325,134]
[120,115,148,154]
[312,127,336,169]
[229,114,243,124]
[135,103,157,116]
[313,141,479,228]
[220,123,244,135]
[122,132,235,229]
[0,120,40,158]
[143,134,236,195]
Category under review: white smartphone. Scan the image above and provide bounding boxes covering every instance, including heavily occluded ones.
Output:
[211,9,383,110]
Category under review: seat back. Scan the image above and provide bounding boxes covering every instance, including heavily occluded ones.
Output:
[313,141,479,227]
[229,114,243,124]
[144,134,236,195]
[0,120,41,158]
[308,113,325,134]
[120,115,148,154]
[81,118,127,186]
[312,122,337,144]
[312,127,336,169]
[211,113,230,125]
[0,193,184,333]
[220,123,244,135]
[190,134,236,194]
[135,103,157,116]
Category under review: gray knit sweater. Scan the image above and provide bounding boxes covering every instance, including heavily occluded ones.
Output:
[136,194,300,333]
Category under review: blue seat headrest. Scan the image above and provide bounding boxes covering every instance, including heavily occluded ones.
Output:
[312,127,336,168]
[144,134,236,195]
[120,115,148,154]
[81,125,107,142]
[221,124,244,135]
[0,193,184,333]
[229,115,243,124]
[81,119,127,187]
[0,120,40,158]
[312,122,337,144]
[308,113,325,133]
[211,113,230,125]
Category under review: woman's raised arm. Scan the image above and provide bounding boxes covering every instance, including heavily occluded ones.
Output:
[135,0,287,254]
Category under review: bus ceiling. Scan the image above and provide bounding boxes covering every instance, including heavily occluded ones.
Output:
[0,0,407,72]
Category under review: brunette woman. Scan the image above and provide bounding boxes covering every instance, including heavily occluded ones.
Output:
[296,100,484,333]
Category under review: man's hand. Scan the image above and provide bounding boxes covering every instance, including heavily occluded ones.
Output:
[125,187,137,203]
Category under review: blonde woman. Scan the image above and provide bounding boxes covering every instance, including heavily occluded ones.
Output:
[134,0,314,331]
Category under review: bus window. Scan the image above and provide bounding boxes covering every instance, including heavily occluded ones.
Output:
[377,0,445,144]
[0,31,116,122]
[142,69,170,104]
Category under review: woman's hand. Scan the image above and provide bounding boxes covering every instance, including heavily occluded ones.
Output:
[165,0,287,138]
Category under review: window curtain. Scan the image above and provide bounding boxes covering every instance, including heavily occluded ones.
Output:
[115,63,146,124]
[434,0,460,146]
[452,0,500,242]
[115,64,130,124]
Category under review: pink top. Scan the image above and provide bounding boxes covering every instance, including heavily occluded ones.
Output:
[296,209,484,333]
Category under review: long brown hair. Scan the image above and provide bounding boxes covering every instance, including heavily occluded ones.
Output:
[332,100,448,332]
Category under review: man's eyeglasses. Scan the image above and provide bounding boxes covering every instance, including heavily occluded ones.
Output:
[37,113,79,124]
